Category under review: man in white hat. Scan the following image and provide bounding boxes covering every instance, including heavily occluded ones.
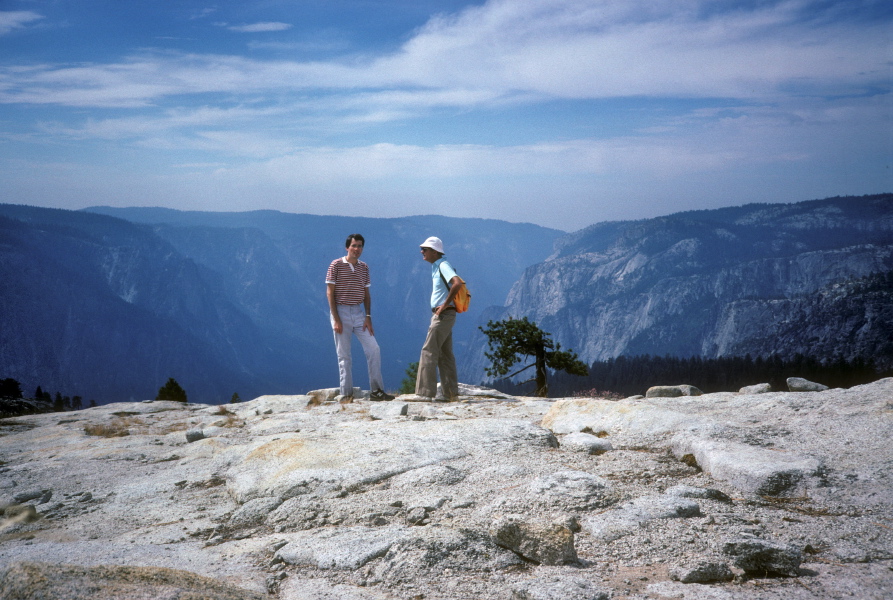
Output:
[416,236,462,400]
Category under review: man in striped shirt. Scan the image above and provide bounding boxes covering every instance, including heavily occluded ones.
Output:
[326,233,393,401]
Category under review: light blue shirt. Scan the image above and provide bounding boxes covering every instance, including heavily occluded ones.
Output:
[430,258,458,309]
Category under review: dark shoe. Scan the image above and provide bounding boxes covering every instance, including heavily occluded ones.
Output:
[370,389,395,401]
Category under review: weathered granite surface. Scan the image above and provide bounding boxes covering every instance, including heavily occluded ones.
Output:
[1,380,892,599]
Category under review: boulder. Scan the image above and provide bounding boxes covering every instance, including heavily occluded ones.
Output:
[672,435,822,496]
[560,432,613,455]
[646,386,683,398]
[739,383,773,394]
[490,514,578,565]
[646,385,703,398]
[11,490,48,504]
[368,402,408,420]
[787,377,829,392]
[669,559,734,583]
[722,537,802,576]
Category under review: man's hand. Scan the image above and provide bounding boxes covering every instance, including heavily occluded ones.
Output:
[363,316,375,335]
[333,319,343,334]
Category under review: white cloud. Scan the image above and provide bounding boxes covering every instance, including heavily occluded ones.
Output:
[227,22,292,33]
[38,104,292,139]
[376,0,888,99]
[0,10,43,35]
[0,1,886,109]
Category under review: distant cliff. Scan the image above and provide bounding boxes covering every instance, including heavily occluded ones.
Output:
[462,195,893,382]
[0,205,561,403]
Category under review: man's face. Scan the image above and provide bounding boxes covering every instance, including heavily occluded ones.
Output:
[347,239,364,260]
[420,246,437,264]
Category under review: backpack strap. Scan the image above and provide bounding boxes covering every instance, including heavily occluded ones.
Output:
[439,265,462,301]
[439,265,463,287]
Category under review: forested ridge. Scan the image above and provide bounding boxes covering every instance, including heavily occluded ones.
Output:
[492,353,890,398]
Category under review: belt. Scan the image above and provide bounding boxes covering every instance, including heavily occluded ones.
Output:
[433,306,456,313]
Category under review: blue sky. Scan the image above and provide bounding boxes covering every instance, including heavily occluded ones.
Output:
[1,0,890,231]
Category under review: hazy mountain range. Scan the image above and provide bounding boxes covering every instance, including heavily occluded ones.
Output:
[1,194,890,404]
[0,205,559,403]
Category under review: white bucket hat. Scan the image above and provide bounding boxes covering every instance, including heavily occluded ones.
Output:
[420,236,444,254]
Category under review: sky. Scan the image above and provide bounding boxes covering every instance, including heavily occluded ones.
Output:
[0,0,890,232]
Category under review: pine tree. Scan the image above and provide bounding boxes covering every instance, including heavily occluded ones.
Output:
[479,317,588,397]
[399,362,419,394]
[156,378,188,403]
[0,378,23,399]
[230,392,241,404]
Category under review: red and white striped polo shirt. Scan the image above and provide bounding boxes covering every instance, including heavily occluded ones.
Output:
[325,258,370,305]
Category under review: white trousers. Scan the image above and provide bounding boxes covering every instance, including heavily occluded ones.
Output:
[331,303,383,396]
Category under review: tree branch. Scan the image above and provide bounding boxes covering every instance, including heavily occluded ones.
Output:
[506,362,535,379]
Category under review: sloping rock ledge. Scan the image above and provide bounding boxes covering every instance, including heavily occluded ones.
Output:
[1,380,891,599]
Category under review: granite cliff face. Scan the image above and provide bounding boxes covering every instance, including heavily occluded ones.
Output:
[463,195,893,381]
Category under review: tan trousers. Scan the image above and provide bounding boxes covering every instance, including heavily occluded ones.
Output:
[416,309,458,399]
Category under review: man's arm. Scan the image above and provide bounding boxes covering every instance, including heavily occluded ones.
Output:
[435,276,462,316]
[327,283,343,334]
[363,287,374,335]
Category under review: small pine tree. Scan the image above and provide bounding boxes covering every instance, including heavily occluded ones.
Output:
[230,392,241,404]
[156,378,188,403]
[399,362,419,394]
[479,317,588,397]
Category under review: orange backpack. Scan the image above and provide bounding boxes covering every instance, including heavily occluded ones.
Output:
[440,269,471,313]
